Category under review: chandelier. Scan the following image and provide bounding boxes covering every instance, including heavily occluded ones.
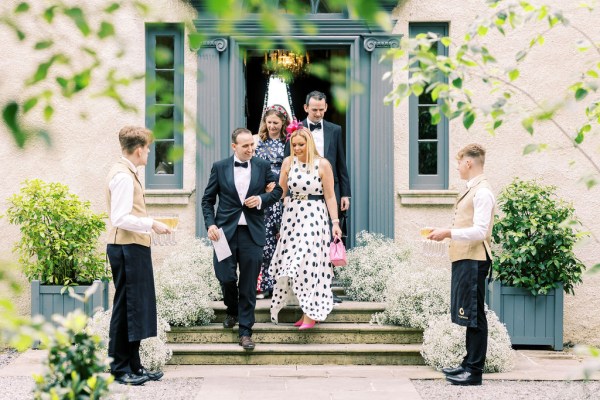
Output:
[263,50,309,83]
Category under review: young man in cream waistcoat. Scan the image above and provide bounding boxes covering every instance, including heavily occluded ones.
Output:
[428,143,496,386]
[106,126,170,385]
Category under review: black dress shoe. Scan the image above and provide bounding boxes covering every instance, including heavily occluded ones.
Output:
[114,372,149,386]
[135,367,164,381]
[441,366,465,376]
[445,371,482,386]
[223,314,238,328]
[239,335,255,350]
[333,294,343,303]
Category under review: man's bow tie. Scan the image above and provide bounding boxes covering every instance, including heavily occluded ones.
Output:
[309,122,322,131]
[234,161,248,168]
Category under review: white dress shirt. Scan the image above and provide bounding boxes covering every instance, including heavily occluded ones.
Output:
[108,157,153,234]
[308,119,325,157]
[450,177,495,241]
[233,156,258,225]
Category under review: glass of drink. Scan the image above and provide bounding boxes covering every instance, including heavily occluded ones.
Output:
[151,213,179,245]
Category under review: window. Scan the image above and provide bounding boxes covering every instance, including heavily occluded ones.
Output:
[408,23,449,190]
[145,24,184,189]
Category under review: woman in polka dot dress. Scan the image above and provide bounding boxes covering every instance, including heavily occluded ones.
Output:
[269,125,342,330]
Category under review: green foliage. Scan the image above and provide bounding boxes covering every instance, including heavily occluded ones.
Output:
[33,310,112,400]
[492,178,586,295]
[382,0,600,185]
[4,179,109,286]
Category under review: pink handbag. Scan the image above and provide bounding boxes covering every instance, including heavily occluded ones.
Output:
[329,237,347,267]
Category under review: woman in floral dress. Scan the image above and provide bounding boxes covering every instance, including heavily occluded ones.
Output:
[269,124,342,329]
[254,104,289,299]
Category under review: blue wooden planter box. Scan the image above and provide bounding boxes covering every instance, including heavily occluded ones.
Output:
[486,279,563,350]
[31,279,110,323]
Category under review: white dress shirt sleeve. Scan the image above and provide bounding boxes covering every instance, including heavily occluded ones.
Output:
[108,173,153,234]
[451,188,495,241]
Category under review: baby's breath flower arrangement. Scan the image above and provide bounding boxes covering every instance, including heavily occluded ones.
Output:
[155,237,220,326]
[421,309,515,373]
[87,310,172,371]
[373,267,450,329]
[338,231,413,302]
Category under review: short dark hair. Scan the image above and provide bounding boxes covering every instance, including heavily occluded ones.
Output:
[305,90,327,105]
[231,127,252,144]
[118,126,153,154]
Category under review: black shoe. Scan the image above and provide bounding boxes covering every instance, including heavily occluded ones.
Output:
[239,335,255,351]
[114,372,149,386]
[441,366,465,376]
[223,314,238,328]
[135,367,164,381]
[445,371,482,386]
[333,294,343,304]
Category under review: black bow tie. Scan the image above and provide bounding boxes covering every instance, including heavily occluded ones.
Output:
[309,122,322,131]
[234,161,248,168]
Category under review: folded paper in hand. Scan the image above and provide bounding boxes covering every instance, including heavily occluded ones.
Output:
[211,228,232,262]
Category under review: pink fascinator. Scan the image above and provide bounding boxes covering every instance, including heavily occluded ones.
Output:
[285,119,303,141]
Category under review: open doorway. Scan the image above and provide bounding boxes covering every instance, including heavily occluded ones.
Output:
[244,48,348,148]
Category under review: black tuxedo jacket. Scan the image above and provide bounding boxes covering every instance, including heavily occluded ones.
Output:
[201,156,283,247]
[284,119,351,202]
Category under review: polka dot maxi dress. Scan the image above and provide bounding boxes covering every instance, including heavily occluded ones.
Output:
[269,157,334,323]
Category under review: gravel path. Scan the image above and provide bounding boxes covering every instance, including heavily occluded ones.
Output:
[0,348,18,369]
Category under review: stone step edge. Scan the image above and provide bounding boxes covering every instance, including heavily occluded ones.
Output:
[169,343,423,354]
[169,323,422,334]
[211,300,386,312]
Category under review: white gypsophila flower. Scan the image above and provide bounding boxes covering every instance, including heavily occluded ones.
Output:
[155,237,218,326]
[421,309,516,373]
[338,231,413,302]
[376,267,450,329]
[86,310,172,372]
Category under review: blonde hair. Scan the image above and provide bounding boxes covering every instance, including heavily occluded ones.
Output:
[258,107,289,142]
[118,126,153,154]
[457,143,486,166]
[287,127,320,174]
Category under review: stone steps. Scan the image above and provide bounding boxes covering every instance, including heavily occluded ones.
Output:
[168,343,425,365]
[167,297,425,365]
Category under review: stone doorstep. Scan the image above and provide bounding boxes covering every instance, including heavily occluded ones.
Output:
[168,343,425,366]
[168,322,423,345]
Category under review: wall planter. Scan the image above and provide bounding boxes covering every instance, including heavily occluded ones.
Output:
[486,279,563,350]
[31,280,110,322]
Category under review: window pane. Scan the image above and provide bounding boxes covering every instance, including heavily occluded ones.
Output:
[419,142,438,175]
[418,107,437,140]
[155,141,174,174]
[155,70,174,104]
[418,91,434,105]
[155,36,174,69]
[154,106,174,140]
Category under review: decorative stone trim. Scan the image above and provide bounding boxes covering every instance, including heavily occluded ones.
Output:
[145,189,195,205]
[397,190,459,206]
[201,38,228,52]
[363,36,400,52]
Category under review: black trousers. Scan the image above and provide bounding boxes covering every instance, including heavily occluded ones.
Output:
[213,225,262,337]
[107,244,148,375]
[461,258,490,375]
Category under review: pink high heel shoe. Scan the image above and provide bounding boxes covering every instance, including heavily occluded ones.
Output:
[299,320,316,330]
[293,318,304,327]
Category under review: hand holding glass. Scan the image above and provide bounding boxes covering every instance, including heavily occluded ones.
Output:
[151,214,179,245]
[420,227,447,257]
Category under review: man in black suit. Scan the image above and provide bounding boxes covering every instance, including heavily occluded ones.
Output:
[201,127,283,350]
[285,91,351,303]
[285,91,351,212]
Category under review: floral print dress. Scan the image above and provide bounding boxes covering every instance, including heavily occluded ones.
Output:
[255,137,285,294]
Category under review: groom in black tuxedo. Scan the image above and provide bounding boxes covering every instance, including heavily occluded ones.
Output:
[201,128,283,350]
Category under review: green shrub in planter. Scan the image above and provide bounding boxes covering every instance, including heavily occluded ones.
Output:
[338,231,413,302]
[492,178,586,295]
[4,179,109,286]
[155,237,219,326]
[87,310,172,371]
[33,310,112,399]
[421,309,515,373]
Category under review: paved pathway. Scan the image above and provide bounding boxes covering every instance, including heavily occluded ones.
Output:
[1,348,599,399]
